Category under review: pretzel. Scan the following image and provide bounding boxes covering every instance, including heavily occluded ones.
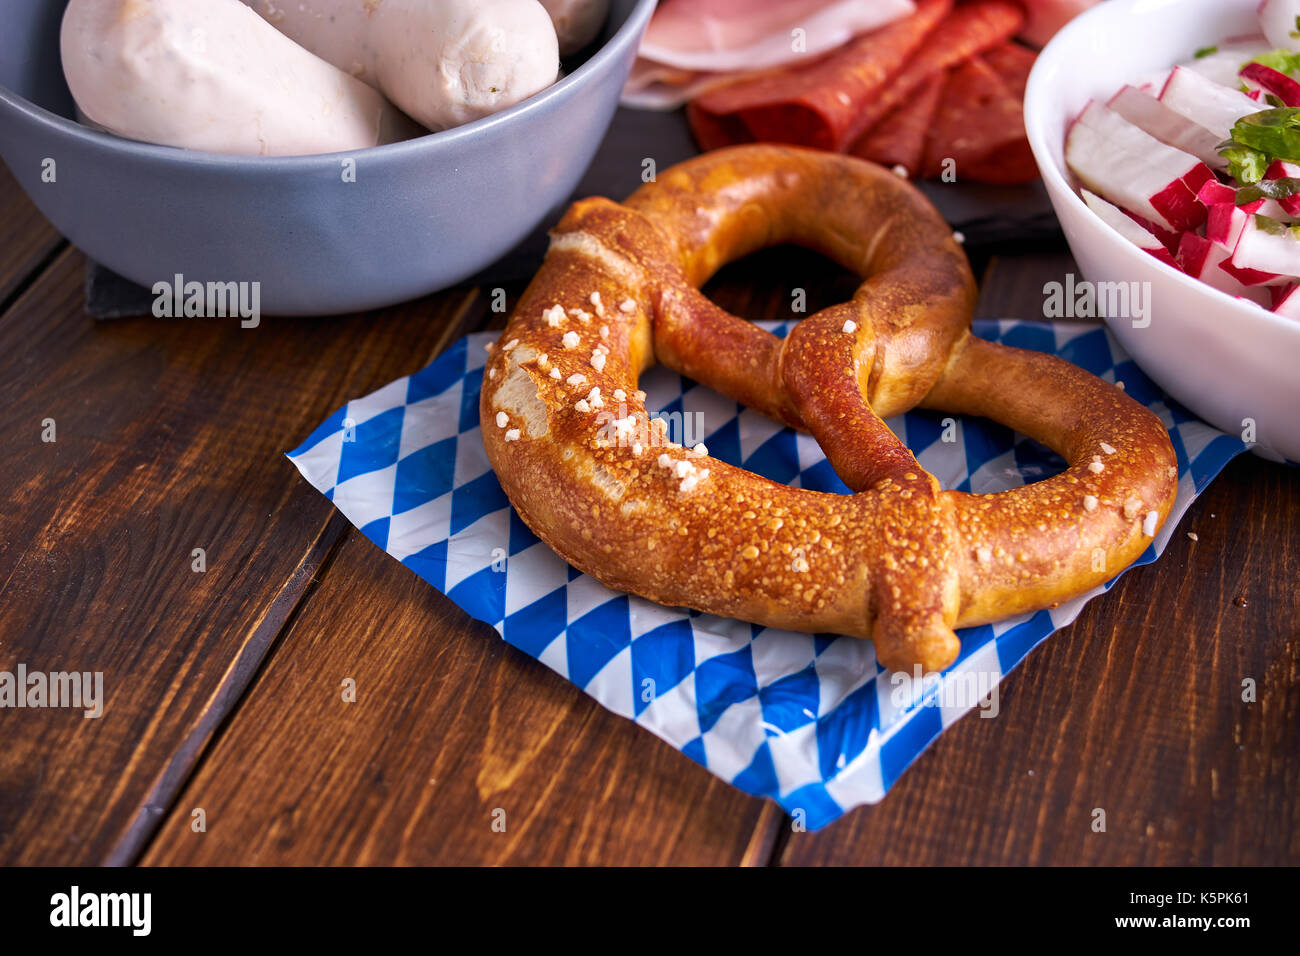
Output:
[480,145,1179,673]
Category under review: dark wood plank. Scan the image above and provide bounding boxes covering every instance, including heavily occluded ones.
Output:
[0,247,482,865]
[974,246,1083,321]
[779,453,1300,865]
[0,159,64,309]
[779,243,1300,865]
[140,241,1299,866]
[139,525,774,866]
[0,92,1284,868]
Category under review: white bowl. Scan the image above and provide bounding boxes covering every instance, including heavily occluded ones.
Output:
[1025,0,1300,462]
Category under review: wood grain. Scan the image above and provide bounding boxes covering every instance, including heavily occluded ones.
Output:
[138,241,1298,866]
[972,245,1081,321]
[0,159,63,309]
[140,526,773,866]
[779,454,1299,865]
[0,247,481,865]
[780,252,1300,865]
[2,170,1295,867]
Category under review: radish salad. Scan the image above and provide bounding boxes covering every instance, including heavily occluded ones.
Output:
[1065,0,1300,321]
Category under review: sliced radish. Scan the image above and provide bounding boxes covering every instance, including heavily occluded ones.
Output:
[1205,203,1241,248]
[1177,231,1265,300]
[1122,210,1182,253]
[1211,207,1292,283]
[1198,180,1271,222]
[1081,189,1178,266]
[1205,201,1267,252]
[1259,0,1300,53]
[1263,158,1300,215]
[1197,180,1245,206]
[1213,169,1298,219]
[1130,68,1173,94]
[1269,283,1300,318]
[1228,213,1300,283]
[1107,85,1225,167]
[1159,65,1263,139]
[1067,101,1214,232]
[1260,197,1293,219]
[1219,258,1291,285]
[1177,230,1220,274]
[1179,36,1271,87]
[1239,61,1300,106]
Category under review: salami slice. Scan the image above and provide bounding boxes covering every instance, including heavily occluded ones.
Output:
[981,40,1037,100]
[686,0,952,152]
[850,0,1026,144]
[849,73,945,175]
[921,55,1037,184]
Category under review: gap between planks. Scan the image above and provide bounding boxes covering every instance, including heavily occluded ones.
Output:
[114,286,486,865]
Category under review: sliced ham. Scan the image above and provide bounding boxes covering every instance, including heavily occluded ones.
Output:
[637,0,917,74]
[688,0,1024,154]
[621,61,732,111]
[630,0,1042,184]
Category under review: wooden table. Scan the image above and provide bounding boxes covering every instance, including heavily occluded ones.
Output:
[1,158,1296,867]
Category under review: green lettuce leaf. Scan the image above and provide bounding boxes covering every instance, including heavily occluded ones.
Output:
[1250,213,1300,239]
[1219,108,1300,182]
[1235,176,1300,203]
[1220,144,1272,184]
[1248,49,1300,77]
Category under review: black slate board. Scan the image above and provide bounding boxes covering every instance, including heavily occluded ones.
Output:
[86,107,1060,318]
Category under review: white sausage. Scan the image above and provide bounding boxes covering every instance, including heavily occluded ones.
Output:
[60,0,417,156]
[538,0,610,56]
[245,1,561,131]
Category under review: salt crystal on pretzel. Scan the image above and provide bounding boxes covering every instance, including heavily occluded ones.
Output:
[480,145,1179,673]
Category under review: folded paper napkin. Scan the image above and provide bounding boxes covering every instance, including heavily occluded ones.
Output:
[287,320,1245,829]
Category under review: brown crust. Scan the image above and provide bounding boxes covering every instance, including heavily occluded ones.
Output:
[479,145,1179,673]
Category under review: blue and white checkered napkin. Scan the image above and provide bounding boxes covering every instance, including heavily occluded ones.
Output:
[287,320,1245,829]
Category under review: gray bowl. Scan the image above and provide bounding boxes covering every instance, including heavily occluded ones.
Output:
[0,0,657,315]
